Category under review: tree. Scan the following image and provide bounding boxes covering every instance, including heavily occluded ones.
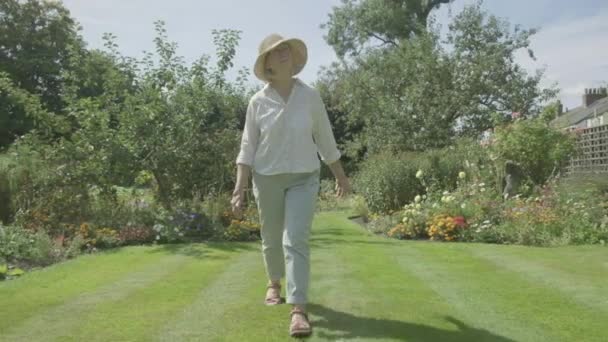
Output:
[317,2,557,158]
[0,72,69,147]
[445,4,556,134]
[35,22,249,209]
[539,101,561,123]
[322,0,453,58]
[0,0,85,147]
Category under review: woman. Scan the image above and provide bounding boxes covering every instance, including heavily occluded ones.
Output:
[231,33,351,338]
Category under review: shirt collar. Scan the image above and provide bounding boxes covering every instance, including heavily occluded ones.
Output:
[263,78,302,102]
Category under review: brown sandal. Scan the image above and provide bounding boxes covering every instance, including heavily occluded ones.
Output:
[290,308,312,337]
[264,283,285,305]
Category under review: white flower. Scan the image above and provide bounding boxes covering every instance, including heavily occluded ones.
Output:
[461,203,466,209]
[479,183,486,187]
[402,217,408,223]
[414,195,422,203]
[432,203,439,208]
[442,195,455,203]
[416,170,424,179]
[156,235,160,240]
[178,232,184,237]
[415,203,422,210]
[422,194,427,199]
[443,191,450,196]
[480,188,486,193]
[459,171,466,179]
[174,227,179,232]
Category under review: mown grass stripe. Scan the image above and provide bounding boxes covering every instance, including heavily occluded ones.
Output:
[62,243,254,342]
[398,241,607,342]
[0,245,175,331]
[471,245,608,313]
[156,248,265,342]
[308,213,519,342]
[472,244,608,278]
[1,211,606,341]
[1,253,191,342]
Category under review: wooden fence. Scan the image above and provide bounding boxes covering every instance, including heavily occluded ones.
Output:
[568,124,608,173]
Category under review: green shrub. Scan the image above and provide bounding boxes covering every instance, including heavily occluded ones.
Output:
[93,228,122,248]
[0,224,34,262]
[354,151,424,213]
[88,187,159,231]
[317,178,350,211]
[416,148,462,192]
[416,138,499,193]
[0,168,11,224]
[492,118,576,185]
[7,142,92,238]
[0,222,86,267]
[118,225,156,245]
[65,234,87,259]
[349,194,369,219]
[202,191,233,228]
[28,230,59,266]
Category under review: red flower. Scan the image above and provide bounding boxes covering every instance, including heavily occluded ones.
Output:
[452,216,467,228]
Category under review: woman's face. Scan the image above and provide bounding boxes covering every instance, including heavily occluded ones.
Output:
[265,43,293,81]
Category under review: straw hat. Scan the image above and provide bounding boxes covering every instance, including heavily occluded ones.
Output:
[254,34,308,82]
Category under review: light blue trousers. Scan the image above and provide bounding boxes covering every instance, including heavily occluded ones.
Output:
[252,169,320,304]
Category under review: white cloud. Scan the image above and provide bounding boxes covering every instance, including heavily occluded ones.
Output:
[516,8,608,108]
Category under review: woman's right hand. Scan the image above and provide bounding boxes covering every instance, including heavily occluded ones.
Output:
[231,187,245,219]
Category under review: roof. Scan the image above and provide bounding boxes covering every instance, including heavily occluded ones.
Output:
[551,97,608,129]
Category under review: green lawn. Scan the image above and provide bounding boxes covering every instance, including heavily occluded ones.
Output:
[1,212,607,341]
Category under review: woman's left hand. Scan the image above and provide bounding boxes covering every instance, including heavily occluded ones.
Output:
[335,177,352,198]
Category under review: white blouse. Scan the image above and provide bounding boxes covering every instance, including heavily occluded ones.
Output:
[236,78,341,175]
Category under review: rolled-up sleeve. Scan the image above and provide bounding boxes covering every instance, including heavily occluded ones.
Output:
[236,100,258,166]
[312,91,341,165]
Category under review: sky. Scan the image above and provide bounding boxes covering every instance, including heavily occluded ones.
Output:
[62,0,608,110]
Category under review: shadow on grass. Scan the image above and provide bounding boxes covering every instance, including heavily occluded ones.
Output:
[308,303,515,342]
[145,242,259,260]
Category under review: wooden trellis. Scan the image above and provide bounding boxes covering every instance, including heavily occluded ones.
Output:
[568,124,608,173]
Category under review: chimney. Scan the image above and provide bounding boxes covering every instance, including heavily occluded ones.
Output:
[583,87,608,107]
